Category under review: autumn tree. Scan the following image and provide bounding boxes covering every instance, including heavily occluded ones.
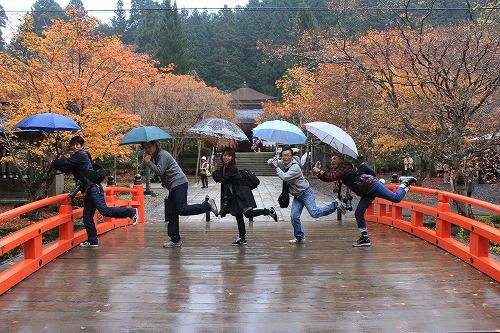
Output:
[0,9,158,200]
[130,72,235,158]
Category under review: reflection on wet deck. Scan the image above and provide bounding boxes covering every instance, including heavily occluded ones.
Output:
[0,219,498,332]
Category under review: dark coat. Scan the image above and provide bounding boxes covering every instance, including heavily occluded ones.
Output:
[51,149,94,190]
[212,164,256,216]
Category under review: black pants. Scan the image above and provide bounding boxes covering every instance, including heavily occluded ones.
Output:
[235,208,269,239]
[167,182,210,242]
[83,184,135,244]
[200,174,208,187]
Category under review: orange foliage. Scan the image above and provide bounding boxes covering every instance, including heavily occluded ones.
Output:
[0,9,157,160]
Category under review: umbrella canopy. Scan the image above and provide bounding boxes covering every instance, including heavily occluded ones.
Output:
[252,120,306,144]
[119,126,172,145]
[14,113,82,132]
[188,118,248,141]
[305,121,358,159]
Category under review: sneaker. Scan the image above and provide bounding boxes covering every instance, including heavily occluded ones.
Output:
[399,176,417,187]
[207,197,219,216]
[163,240,182,248]
[79,241,98,248]
[231,238,247,246]
[335,199,347,215]
[131,208,138,225]
[289,238,305,244]
[269,207,278,222]
[352,236,371,247]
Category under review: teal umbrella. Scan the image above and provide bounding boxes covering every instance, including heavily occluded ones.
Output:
[119,126,172,145]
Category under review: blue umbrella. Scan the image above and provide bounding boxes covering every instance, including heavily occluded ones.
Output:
[14,113,82,132]
[119,126,172,145]
[252,120,307,144]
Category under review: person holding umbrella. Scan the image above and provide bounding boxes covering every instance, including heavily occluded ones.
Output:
[51,136,138,248]
[271,146,344,244]
[141,140,218,248]
[212,147,278,246]
[313,155,417,247]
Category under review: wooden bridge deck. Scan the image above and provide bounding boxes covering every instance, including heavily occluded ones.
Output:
[0,177,498,332]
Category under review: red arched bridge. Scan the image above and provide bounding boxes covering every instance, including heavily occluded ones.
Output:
[0,177,498,332]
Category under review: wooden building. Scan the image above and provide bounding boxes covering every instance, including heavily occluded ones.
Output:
[230,84,277,151]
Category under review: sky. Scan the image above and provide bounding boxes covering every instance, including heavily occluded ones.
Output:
[1,0,249,42]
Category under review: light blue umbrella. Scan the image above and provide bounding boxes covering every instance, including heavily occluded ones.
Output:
[119,126,172,145]
[252,120,306,144]
[14,113,82,132]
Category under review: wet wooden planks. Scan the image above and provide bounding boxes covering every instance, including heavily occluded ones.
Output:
[0,220,498,333]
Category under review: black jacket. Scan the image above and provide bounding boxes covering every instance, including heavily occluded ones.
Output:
[212,164,256,216]
[51,149,94,190]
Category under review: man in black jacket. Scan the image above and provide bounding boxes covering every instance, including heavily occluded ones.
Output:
[51,136,137,248]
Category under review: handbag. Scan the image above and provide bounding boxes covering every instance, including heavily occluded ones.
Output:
[206,170,212,177]
[278,181,290,208]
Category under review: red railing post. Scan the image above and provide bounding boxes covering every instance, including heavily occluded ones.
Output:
[132,175,145,223]
[58,196,74,240]
[469,233,490,258]
[24,233,42,261]
[436,193,451,238]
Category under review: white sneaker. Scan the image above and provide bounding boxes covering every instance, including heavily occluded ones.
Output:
[163,240,182,248]
[289,238,305,244]
[132,208,139,225]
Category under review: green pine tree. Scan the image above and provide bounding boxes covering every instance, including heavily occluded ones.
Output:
[111,0,128,37]
[0,4,6,48]
[30,0,65,36]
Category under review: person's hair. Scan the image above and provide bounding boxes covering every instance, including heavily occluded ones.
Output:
[69,136,84,146]
[281,146,293,156]
[220,147,236,166]
[141,140,157,148]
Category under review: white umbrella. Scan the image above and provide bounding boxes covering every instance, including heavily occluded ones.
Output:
[305,121,358,159]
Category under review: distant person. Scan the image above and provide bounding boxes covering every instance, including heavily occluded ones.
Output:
[403,154,414,176]
[51,136,137,248]
[272,146,343,244]
[142,141,218,248]
[212,147,278,246]
[251,137,259,152]
[313,154,417,247]
[199,156,209,188]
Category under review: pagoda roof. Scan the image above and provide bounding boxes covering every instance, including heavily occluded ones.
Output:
[230,87,277,102]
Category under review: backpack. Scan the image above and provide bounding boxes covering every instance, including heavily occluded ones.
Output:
[341,162,376,184]
[86,163,107,184]
[356,162,376,177]
[239,169,260,190]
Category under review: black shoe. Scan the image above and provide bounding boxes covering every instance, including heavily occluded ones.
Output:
[352,236,371,247]
[231,238,247,246]
[269,207,278,222]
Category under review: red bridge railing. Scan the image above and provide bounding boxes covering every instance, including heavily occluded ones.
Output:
[0,184,144,295]
[366,185,500,282]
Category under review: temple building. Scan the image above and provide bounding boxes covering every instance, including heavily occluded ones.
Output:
[230,84,277,151]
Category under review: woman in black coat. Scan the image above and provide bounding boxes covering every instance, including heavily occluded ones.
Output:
[212,147,278,246]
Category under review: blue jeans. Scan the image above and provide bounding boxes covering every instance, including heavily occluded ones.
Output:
[290,187,337,240]
[83,185,135,244]
[166,182,210,242]
[355,181,407,233]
